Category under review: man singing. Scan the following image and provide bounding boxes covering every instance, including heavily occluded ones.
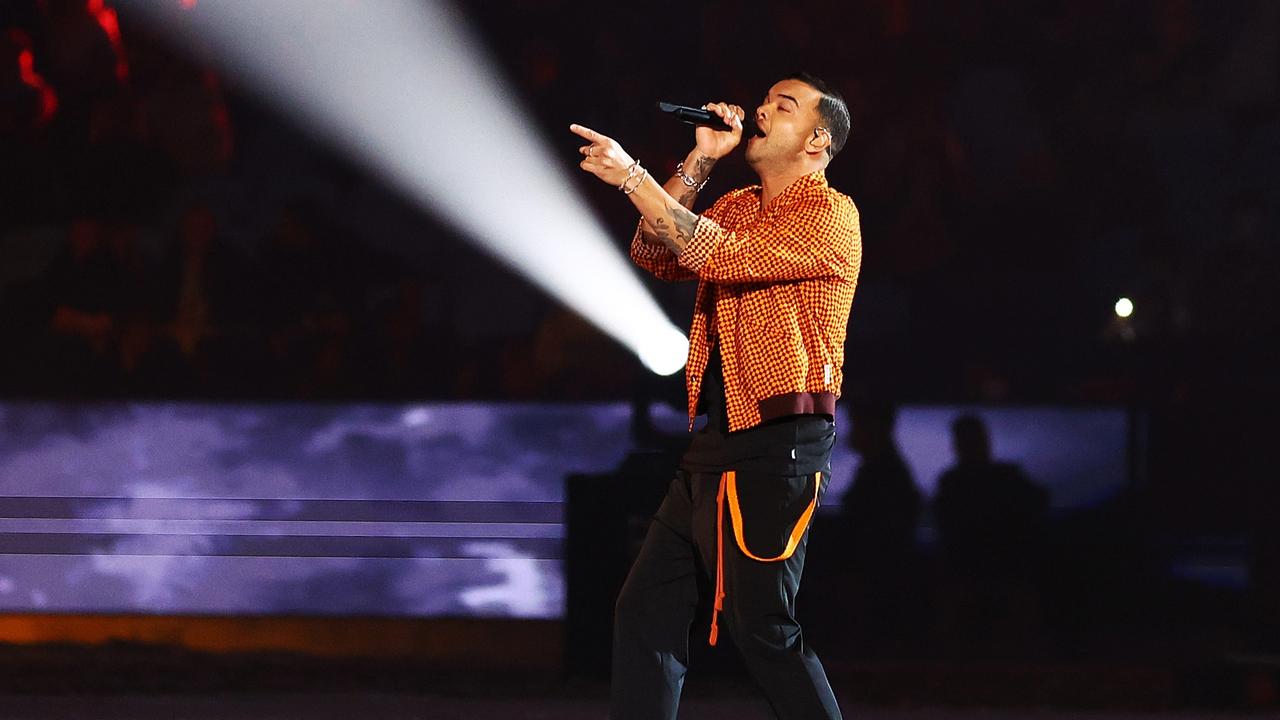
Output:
[571,72,860,720]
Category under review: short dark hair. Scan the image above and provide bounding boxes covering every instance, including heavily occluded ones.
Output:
[784,71,850,160]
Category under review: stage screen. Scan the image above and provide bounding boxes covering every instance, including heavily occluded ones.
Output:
[0,401,1128,618]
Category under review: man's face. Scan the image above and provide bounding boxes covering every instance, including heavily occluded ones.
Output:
[745,79,826,169]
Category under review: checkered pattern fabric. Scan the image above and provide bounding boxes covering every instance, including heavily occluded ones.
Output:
[630,170,862,431]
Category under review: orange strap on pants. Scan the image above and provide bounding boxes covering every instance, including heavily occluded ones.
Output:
[709,469,822,646]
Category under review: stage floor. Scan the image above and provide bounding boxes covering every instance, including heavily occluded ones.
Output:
[0,692,1266,720]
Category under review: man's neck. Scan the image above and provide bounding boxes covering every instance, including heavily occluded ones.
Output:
[757,164,823,208]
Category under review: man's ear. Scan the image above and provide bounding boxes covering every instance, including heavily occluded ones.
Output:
[806,128,831,156]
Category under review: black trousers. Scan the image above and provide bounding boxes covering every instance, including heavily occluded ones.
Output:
[610,468,842,719]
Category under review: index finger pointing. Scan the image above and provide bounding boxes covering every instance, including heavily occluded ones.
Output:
[569,123,603,142]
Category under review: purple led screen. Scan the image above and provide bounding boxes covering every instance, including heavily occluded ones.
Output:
[821,406,1132,512]
[0,402,1127,617]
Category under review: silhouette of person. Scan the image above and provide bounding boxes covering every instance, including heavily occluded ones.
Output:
[840,400,921,566]
[931,414,1050,658]
[933,414,1048,580]
[836,400,923,657]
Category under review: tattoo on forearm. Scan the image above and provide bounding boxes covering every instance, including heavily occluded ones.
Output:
[651,208,698,254]
[672,155,717,209]
[691,154,715,182]
[670,205,699,245]
[653,217,673,246]
[649,201,701,254]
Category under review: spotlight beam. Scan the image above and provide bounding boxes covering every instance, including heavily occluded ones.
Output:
[118,0,689,375]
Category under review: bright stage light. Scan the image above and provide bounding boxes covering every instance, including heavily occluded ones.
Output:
[1114,297,1134,318]
[117,0,688,376]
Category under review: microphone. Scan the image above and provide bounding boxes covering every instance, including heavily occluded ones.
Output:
[657,101,760,136]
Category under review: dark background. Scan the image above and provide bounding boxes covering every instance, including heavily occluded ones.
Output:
[1,0,1278,713]
[4,0,1277,407]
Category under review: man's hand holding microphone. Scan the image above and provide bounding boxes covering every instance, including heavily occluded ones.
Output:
[570,101,746,192]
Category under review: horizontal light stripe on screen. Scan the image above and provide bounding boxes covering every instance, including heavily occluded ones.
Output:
[0,497,564,523]
[0,533,562,559]
[0,518,563,538]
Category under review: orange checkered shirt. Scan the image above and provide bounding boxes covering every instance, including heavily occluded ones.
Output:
[630,170,862,432]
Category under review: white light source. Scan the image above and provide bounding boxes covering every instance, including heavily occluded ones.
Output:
[637,325,692,377]
[119,0,688,376]
[1114,297,1134,318]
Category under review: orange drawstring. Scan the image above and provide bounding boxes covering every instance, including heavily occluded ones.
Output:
[708,469,822,646]
[710,471,727,645]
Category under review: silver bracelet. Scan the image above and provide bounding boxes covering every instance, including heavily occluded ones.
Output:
[617,159,641,192]
[675,161,709,192]
[622,166,648,195]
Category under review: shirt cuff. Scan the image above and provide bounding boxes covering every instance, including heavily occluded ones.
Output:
[630,219,668,260]
[676,215,719,273]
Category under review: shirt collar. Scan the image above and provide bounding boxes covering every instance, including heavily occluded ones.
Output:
[755,169,828,214]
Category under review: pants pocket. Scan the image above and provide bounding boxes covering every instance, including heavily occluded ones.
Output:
[727,470,824,561]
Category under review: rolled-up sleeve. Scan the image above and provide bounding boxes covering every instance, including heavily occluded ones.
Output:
[677,194,860,284]
[629,220,697,282]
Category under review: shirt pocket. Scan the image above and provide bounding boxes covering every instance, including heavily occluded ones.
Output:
[736,285,786,334]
